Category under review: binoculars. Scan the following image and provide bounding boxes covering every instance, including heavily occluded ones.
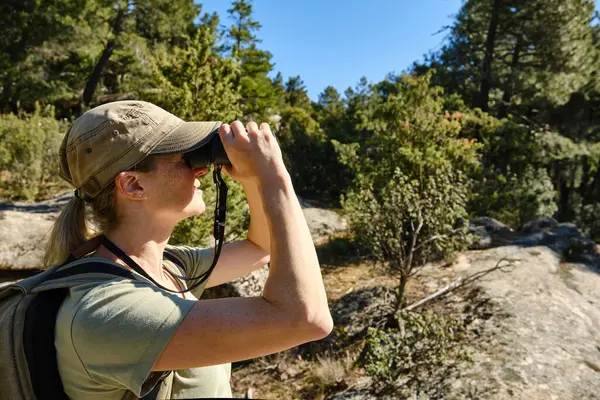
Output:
[183,132,231,169]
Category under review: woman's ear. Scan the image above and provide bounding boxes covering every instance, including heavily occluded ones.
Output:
[115,171,146,200]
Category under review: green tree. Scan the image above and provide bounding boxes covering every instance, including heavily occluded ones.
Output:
[284,76,312,110]
[0,0,93,113]
[223,0,261,61]
[222,0,276,121]
[338,73,481,311]
[81,0,201,107]
[417,0,597,115]
[313,86,349,142]
[0,0,203,114]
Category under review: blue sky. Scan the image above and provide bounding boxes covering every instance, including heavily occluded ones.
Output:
[198,0,463,100]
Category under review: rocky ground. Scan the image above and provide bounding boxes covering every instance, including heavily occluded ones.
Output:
[1,194,599,399]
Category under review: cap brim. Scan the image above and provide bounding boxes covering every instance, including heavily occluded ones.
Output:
[151,121,221,155]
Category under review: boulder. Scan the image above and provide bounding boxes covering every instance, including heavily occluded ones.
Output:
[551,223,581,238]
[470,217,512,234]
[520,217,558,234]
[201,265,269,299]
[512,222,599,268]
[468,225,493,250]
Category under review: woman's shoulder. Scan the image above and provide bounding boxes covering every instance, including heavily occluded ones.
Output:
[164,244,214,270]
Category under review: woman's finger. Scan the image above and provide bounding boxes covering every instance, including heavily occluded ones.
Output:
[246,121,259,136]
[230,120,248,141]
[260,122,272,136]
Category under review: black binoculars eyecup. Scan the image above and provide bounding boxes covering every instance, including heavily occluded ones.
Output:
[183,133,231,169]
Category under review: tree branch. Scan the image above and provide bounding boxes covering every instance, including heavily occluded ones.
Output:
[402,257,518,312]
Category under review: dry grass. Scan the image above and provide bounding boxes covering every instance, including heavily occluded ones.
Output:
[311,351,355,387]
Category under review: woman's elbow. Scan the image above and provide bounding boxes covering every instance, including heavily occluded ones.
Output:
[303,308,334,341]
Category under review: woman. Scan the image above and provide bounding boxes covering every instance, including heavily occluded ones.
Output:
[44,100,333,399]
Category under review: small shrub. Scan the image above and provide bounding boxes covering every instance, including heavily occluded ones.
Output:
[0,106,70,200]
[577,202,600,241]
[472,165,558,227]
[362,310,471,397]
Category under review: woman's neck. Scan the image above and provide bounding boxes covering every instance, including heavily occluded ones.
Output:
[98,219,175,280]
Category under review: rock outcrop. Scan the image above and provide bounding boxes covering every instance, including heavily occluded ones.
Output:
[0,193,347,298]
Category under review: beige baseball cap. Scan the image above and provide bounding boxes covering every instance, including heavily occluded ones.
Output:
[59,101,221,200]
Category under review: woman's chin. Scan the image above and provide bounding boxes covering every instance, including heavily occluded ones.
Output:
[188,200,206,215]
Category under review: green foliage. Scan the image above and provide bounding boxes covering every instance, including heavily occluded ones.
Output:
[1,0,599,249]
[141,27,242,122]
[221,1,277,121]
[0,107,69,200]
[464,115,560,226]
[577,202,600,241]
[338,73,480,302]
[277,106,351,205]
[343,167,471,271]
[418,0,597,114]
[284,76,312,110]
[362,311,471,396]
[472,166,558,227]
[0,0,204,113]
[223,0,262,60]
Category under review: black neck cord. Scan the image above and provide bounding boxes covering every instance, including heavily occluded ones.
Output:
[100,166,228,294]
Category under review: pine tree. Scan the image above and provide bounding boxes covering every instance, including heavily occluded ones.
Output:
[417,0,597,115]
[223,0,276,121]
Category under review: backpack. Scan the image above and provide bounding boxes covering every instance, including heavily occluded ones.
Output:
[0,249,173,399]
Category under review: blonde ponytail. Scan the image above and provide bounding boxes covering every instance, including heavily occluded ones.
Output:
[43,156,156,267]
[43,196,91,267]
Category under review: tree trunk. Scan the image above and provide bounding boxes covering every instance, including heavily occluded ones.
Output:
[479,0,502,112]
[1,73,18,114]
[498,36,523,119]
[558,167,572,222]
[81,8,126,107]
[386,273,409,329]
[395,274,409,314]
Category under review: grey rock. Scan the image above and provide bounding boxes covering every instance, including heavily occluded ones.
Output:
[470,217,512,234]
[468,225,493,249]
[551,223,581,238]
[520,217,558,234]
[446,246,600,400]
[201,265,269,299]
[512,231,548,246]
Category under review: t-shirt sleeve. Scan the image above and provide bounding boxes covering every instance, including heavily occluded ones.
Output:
[69,280,196,397]
[164,244,216,298]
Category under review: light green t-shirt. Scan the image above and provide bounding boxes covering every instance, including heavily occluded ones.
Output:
[55,245,232,399]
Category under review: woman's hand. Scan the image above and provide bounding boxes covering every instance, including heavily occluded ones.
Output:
[218,121,288,185]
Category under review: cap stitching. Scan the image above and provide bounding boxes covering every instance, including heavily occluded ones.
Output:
[81,129,155,194]
[66,110,157,152]
[65,120,111,152]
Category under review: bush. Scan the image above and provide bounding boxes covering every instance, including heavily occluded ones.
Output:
[362,311,471,397]
[471,165,558,227]
[277,106,352,207]
[337,73,480,305]
[577,202,600,241]
[0,106,70,200]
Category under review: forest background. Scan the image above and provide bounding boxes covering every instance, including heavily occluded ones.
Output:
[1,0,599,289]
[2,0,600,396]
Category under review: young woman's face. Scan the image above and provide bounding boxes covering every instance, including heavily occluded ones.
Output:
[139,154,209,222]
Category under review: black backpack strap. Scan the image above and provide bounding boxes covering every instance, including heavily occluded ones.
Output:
[51,262,138,281]
[23,262,160,400]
